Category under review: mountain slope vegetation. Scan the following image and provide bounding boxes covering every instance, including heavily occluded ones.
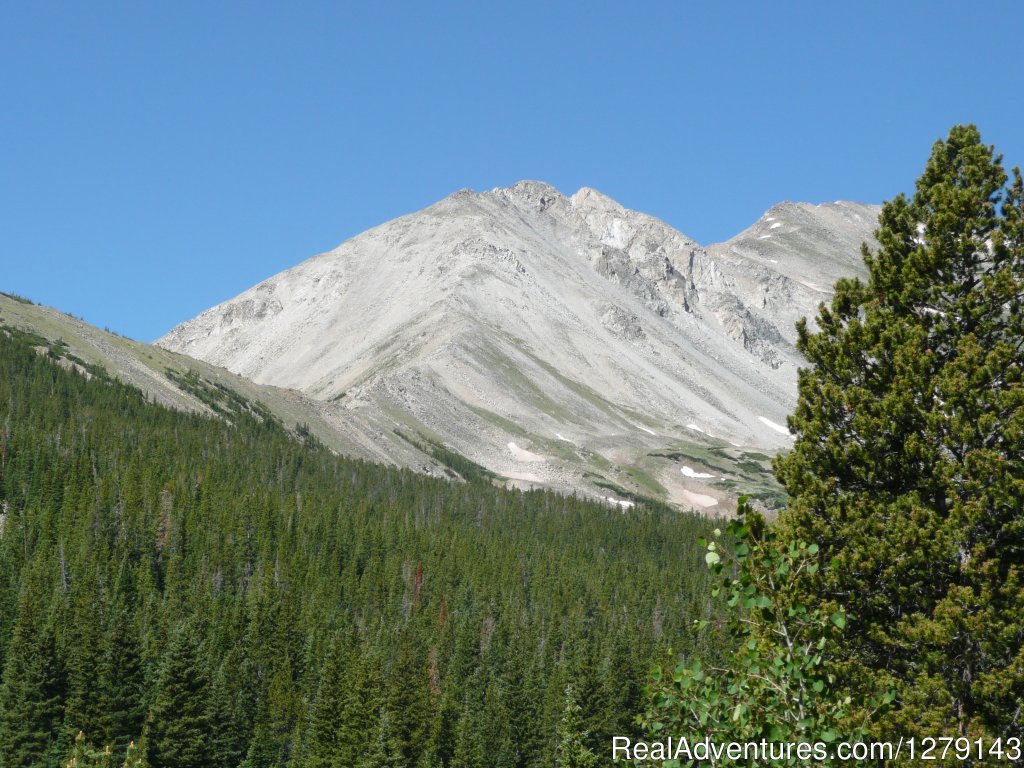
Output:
[0,320,718,767]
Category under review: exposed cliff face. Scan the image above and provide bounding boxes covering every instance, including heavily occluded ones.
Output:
[157,182,878,511]
[702,200,879,367]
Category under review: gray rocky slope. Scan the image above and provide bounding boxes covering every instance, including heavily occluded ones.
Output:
[156,183,878,512]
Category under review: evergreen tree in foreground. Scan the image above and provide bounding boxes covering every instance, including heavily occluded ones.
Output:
[774,124,1024,741]
[644,125,1023,765]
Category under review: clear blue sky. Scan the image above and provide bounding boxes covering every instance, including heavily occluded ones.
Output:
[3,1,1022,341]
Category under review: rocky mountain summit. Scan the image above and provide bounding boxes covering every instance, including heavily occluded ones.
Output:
[157,183,879,512]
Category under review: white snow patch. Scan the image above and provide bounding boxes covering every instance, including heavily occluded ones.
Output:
[508,442,545,462]
[554,433,576,444]
[681,490,718,508]
[605,496,635,509]
[682,466,715,480]
[770,222,782,229]
[638,425,656,435]
[685,423,706,434]
[765,216,775,222]
[758,235,772,240]
[758,416,792,436]
[769,259,779,263]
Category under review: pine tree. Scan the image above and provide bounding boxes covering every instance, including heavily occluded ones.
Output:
[238,715,282,768]
[97,604,146,752]
[60,555,109,752]
[0,584,66,768]
[144,624,214,768]
[448,700,486,768]
[358,708,405,768]
[496,629,540,768]
[384,628,433,765]
[303,634,349,768]
[775,124,1024,740]
[336,646,384,768]
[598,632,640,744]
[207,658,249,768]
[553,685,596,768]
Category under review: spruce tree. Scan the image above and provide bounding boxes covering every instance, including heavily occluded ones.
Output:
[775,124,1024,740]
[303,634,349,768]
[238,717,283,768]
[60,562,109,751]
[449,700,486,768]
[553,685,596,768]
[0,585,65,768]
[359,708,405,768]
[95,605,146,753]
[207,658,249,768]
[384,628,433,765]
[144,624,213,768]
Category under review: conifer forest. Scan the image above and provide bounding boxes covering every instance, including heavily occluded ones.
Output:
[0,323,716,767]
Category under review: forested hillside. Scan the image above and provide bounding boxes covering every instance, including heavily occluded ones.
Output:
[0,323,718,768]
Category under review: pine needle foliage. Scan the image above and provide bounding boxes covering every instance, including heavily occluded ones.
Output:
[775,125,1024,743]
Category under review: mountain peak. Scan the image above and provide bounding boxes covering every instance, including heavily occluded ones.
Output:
[502,179,563,196]
[157,187,880,511]
[492,180,565,212]
[569,186,624,213]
